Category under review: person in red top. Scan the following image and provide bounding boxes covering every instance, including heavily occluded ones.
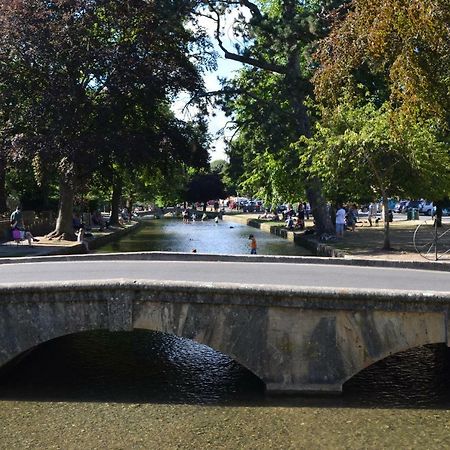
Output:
[248,234,257,254]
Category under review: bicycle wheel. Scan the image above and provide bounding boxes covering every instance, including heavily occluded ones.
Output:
[413,221,450,261]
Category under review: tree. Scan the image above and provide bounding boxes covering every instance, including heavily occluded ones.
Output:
[314,0,450,126]
[310,0,450,247]
[185,172,226,211]
[202,0,348,234]
[0,0,212,238]
[302,97,450,248]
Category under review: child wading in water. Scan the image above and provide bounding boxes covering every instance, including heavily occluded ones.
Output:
[248,234,257,254]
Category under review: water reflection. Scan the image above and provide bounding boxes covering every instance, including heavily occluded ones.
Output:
[96,219,311,256]
[1,330,450,408]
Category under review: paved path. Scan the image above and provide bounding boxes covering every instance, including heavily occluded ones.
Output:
[2,259,450,292]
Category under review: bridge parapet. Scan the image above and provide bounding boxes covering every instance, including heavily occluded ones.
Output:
[0,281,449,394]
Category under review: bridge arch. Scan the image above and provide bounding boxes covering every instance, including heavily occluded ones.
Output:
[1,328,265,403]
[342,343,450,397]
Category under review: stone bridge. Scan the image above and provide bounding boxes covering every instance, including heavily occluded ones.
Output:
[1,256,449,394]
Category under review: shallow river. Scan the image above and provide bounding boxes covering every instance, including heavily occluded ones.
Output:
[1,219,450,449]
[95,217,312,256]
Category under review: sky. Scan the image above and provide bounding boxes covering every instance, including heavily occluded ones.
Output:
[203,56,242,161]
[174,10,248,162]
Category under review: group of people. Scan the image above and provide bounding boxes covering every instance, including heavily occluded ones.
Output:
[182,209,223,224]
[258,202,310,231]
[284,203,309,231]
[333,202,393,238]
[10,205,39,246]
[72,210,109,232]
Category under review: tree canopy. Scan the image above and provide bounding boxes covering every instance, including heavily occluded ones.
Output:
[314,0,450,127]
[0,0,213,236]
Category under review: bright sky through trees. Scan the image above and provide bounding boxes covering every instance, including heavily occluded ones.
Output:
[174,10,246,162]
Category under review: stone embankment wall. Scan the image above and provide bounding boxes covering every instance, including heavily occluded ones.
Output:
[223,215,343,257]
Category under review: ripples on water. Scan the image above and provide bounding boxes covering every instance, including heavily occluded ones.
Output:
[95,218,311,256]
[1,331,450,408]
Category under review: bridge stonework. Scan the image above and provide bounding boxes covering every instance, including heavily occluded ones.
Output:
[0,281,449,394]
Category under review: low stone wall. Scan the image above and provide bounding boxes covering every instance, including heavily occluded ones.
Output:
[86,221,141,251]
[224,215,343,258]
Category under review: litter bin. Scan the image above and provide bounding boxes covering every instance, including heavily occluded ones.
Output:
[407,208,419,220]
[407,209,412,220]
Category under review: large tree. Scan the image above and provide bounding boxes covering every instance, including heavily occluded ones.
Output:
[314,0,450,126]
[185,172,226,210]
[302,97,450,248]
[0,0,212,238]
[310,0,450,248]
[202,0,348,234]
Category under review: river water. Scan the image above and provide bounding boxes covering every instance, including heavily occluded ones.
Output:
[1,219,450,449]
[95,217,312,256]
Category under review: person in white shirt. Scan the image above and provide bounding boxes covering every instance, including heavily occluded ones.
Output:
[367,202,377,226]
[335,204,346,237]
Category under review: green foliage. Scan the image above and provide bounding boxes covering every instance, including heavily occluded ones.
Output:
[185,172,226,204]
[301,97,450,202]
[314,0,450,128]
[217,0,347,209]
[0,0,213,216]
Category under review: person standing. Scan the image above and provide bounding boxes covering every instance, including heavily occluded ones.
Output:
[10,205,25,230]
[297,204,305,230]
[335,204,346,238]
[248,234,257,254]
[346,204,358,232]
[367,202,377,227]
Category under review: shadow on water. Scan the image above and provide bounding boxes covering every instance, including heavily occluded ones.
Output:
[1,331,450,409]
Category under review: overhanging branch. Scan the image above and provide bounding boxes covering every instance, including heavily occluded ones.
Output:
[209,4,286,74]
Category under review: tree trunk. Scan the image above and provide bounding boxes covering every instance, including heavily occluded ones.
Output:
[382,197,391,250]
[47,176,75,240]
[0,149,7,214]
[286,54,334,234]
[306,178,334,235]
[109,174,122,226]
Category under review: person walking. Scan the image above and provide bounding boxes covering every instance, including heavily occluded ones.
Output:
[248,234,257,255]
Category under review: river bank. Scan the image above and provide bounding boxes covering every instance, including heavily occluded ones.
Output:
[1,399,449,449]
[0,221,140,258]
[225,213,450,263]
